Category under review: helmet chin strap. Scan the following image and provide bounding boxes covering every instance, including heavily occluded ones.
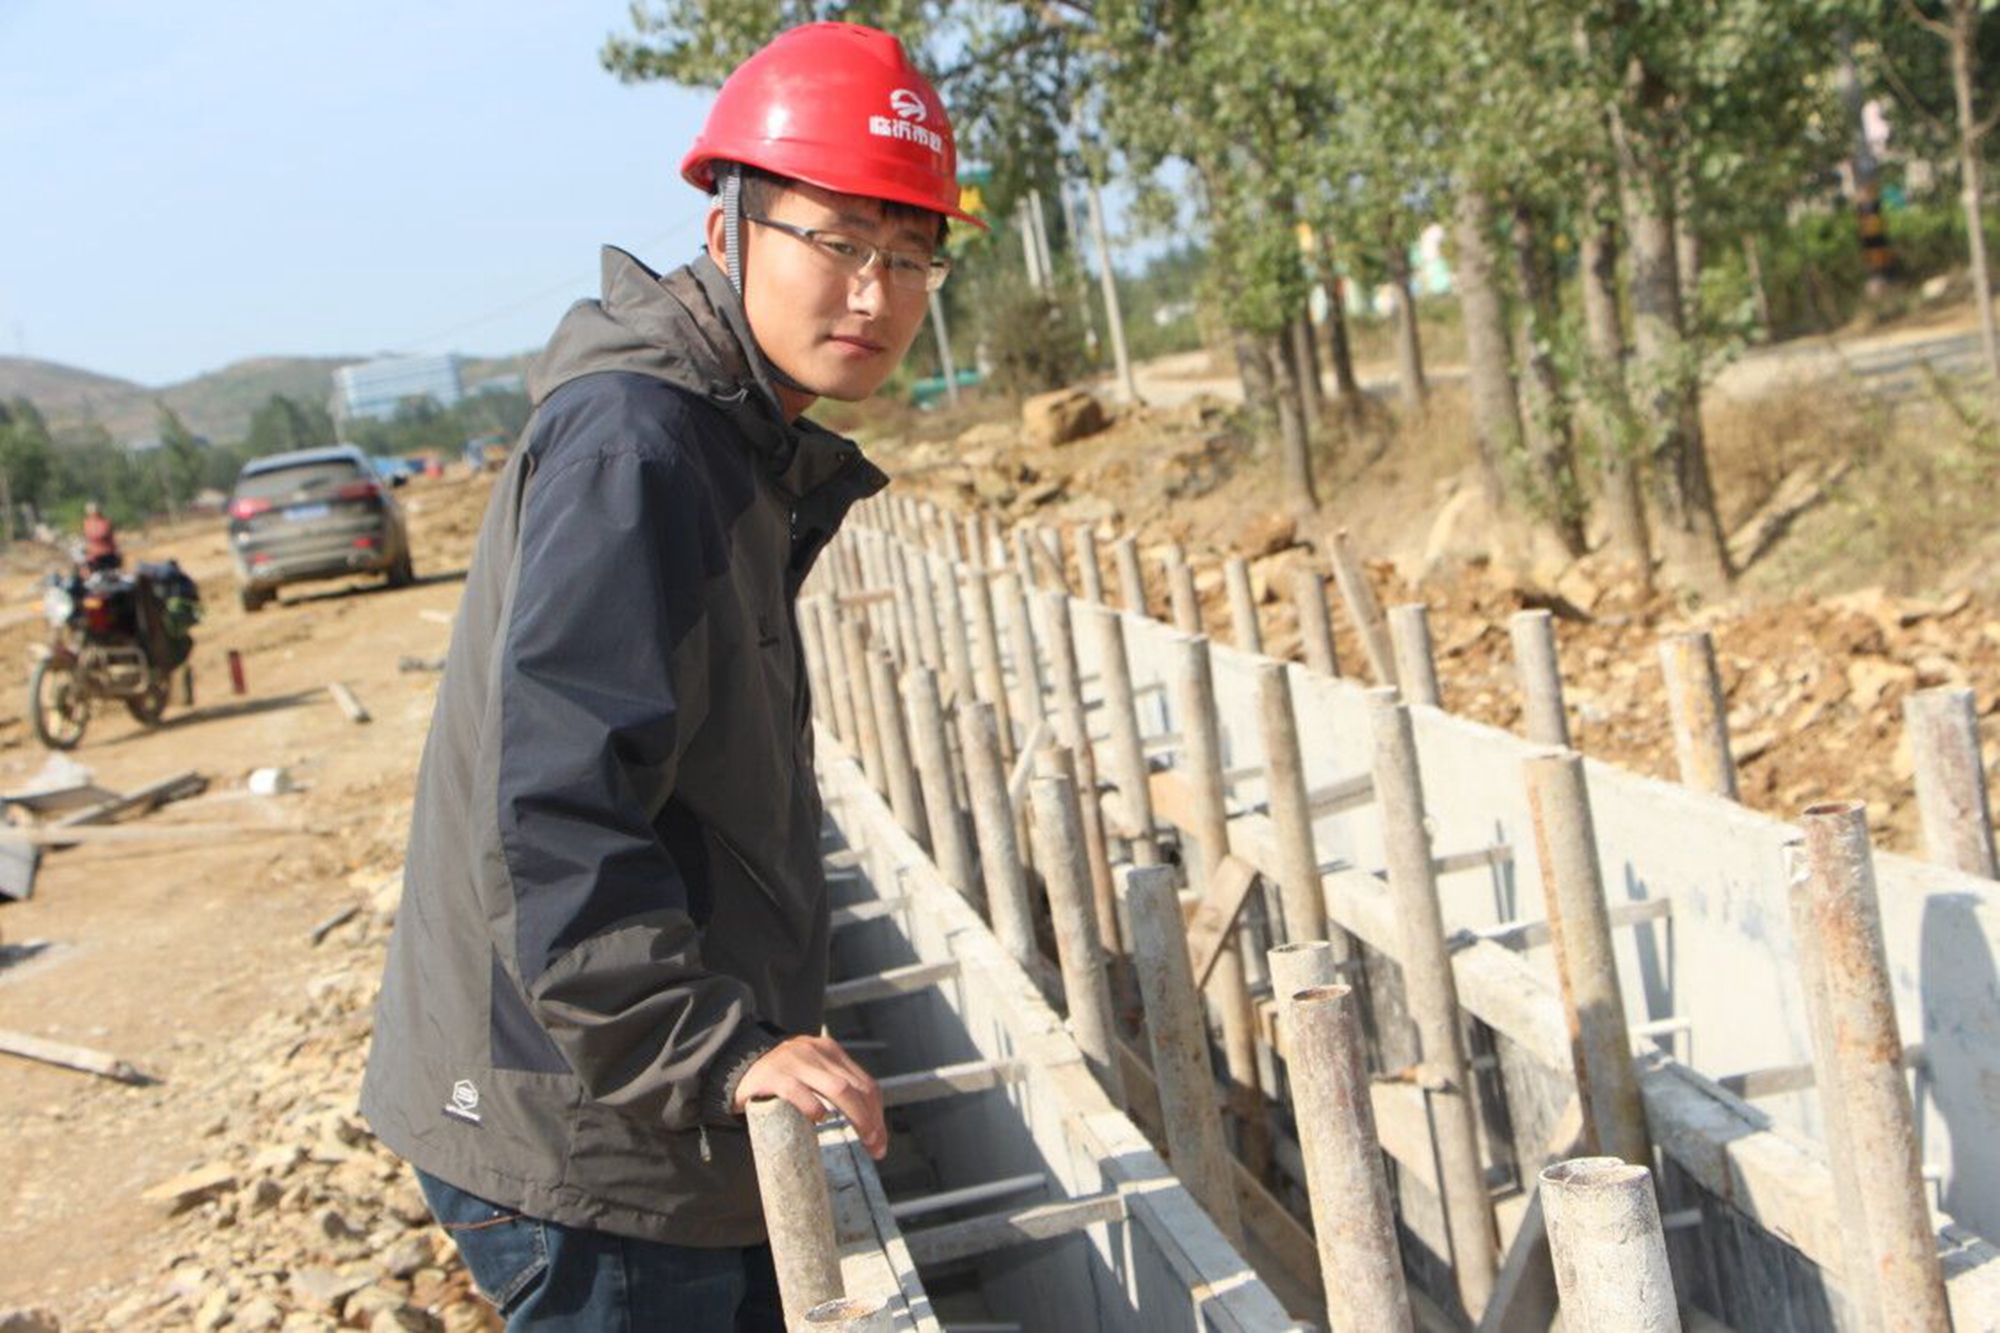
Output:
[716,161,818,401]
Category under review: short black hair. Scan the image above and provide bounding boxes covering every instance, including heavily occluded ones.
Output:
[736,164,948,250]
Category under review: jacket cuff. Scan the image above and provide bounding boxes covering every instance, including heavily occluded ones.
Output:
[697,1022,784,1126]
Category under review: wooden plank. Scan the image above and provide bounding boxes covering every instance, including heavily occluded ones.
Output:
[877,1058,1025,1109]
[0,1028,148,1083]
[1182,854,1261,989]
[0,821,321,847]
[327,681,371,723]
[1476,1098,1584,1333]
[53,770,207,829]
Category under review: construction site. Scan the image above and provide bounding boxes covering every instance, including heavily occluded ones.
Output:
[0,391,1991,1330]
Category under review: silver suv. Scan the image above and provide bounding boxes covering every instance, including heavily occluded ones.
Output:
[227,445,413,612]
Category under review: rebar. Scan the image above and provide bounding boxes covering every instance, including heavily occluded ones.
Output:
[746,1097,843,1328]
[1905,685,1997,878]
[958,699,1039,972]
[1510,609,1572,747]
[1226,557,1262,653]
[1387,603,1441,707]
[1286,984,1415,1333]
[1539,1157,1681,1332]
[1658,629,1737,800]
[1367,686,1497,1315]
[1523,750,1650,1166]
[1290,564,1339,677]
[1124,863,1244,1243]
[1030,763,1126,1105]
[1793,801,1950,1333]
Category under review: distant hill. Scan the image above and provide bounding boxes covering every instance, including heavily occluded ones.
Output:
[0,349,536,445]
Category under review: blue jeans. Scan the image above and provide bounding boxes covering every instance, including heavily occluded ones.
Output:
[416,1169,784,1332]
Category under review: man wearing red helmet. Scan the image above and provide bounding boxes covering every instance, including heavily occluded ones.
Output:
[361,23,982,1329]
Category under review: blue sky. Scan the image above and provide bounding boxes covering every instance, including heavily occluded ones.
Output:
[0,2,719,386]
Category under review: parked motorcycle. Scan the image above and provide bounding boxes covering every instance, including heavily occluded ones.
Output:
[30,559,201,749]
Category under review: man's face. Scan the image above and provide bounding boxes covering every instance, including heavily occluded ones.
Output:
[707,179,936,415]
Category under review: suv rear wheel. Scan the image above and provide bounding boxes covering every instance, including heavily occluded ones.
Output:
[240,587,274,613]
[387,550,415,588]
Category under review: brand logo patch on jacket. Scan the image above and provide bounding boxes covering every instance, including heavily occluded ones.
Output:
[444,1079,482,1124]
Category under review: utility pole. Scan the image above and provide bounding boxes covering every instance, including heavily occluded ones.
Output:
[1085,176,1139,405]
[1027,188,1056,297]
[1057,183,1100,352]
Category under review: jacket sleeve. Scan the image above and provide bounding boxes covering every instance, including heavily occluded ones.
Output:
[495,444,778,1130]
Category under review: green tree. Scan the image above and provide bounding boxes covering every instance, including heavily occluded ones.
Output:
[154,403,205,512]
[244,394,335,459]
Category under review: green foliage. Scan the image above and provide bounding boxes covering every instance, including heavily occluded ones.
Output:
[244,394,336,459]
[343,390,533,459]
[982,286,1089,397]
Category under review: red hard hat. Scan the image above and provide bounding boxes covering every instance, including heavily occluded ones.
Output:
[681,22,988,230]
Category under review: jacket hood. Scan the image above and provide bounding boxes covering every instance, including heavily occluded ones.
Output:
[529,248,827,482]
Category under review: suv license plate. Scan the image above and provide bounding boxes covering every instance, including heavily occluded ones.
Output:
[285,503,330,521]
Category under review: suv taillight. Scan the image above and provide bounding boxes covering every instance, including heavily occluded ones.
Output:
[228,497,272,521]
[336,480,380,502]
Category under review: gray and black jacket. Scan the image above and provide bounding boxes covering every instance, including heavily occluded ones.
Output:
[361,248,885,1246]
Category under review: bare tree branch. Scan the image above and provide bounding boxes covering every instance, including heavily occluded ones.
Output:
[1901,0,1955,41]
[1877,54,1957,139]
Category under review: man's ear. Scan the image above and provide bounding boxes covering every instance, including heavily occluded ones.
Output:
[703,205,728,268]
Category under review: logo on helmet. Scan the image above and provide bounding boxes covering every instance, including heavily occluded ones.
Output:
[870,88,943,154]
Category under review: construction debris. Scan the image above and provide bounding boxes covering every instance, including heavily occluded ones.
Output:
[0,1027,149,1084]
[327,682,371,724]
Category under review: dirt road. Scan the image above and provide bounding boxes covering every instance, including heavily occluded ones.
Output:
[0,472,492,1315]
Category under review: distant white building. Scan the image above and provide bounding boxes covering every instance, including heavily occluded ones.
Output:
[336,353,464,423]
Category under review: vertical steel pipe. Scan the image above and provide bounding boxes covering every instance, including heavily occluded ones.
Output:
[1328,528,1398,687]
[1367,687,1497,1314]
[1510,609,1572,747]
[964,566,1015,763]
[1387,603,1441,708]
[746,1097,843,1328]
[958,699,1038,972]
[1125,863,1245,1243]
[1254,661,1328,943]
[998,570,1046,746]
[1041,589,1118,950]
[1030,762,1126,1105]
[1658,629,1737,800]
[1540,1157,1681,1333]
[866,647,925,841]
[1905,685,1998,878]
[1114,534,1148,618]
[906,549,944,671]
[935,560,979,717]
[1523,750,1650,1166]
[1091,605,1159,866]
[906,664,978,898]
[1226,557,1262,653]
[888,541,921,669]
[1168,552,1203,634]
[802,1298,891,1333]
[1793,801,1950,1333]
[1286,984,1416,1333]
[1290,564,1340,677]
[1172,632,1270,1174]
[1074,524,1105,604]
[839,616,886,790]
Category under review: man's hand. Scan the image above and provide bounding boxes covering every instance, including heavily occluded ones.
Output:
[733,1034,888,1160]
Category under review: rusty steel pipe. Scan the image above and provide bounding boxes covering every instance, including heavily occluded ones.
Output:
[1040,589,1118,950]
[1254,661,1329,943]
[1091,605,1159,866]
[1226,557,1262,653]
[866,647,925,841]
[1286,984,1415,1333]
[1905,685,1997,879]
[1113,534,1148,619]
[801,1297,891,1332]
[1073,524,1105,604]
[1387,603,1441,708]
[959,699,1039,973]
[1029,762,1126,1105]
[838,616,886,791]
[1328,528,1397,687]
[1793,802,1950,1333]
[1540,1157,1681,1332]
[1367,687,1497,1315]
[905,664,978,899]
[1523,750,1651,1166]
[1290,564,1339,677]
[963,566,1015,765]
[1167,550,1202,634]
[1658,629,1737,800]
[746,1097,843,1328]
[1510,609,1572,747]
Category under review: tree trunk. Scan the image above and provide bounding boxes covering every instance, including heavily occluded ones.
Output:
[1742,233,1774,341]
[1291,311,1326,422]
[1267,330,1319,513]
[1233,333,1278,437]
[1385,242,1428,406]
[1950,3,2000,386]
[1508,202,1586,554]
[1451,187,1522,520]
[1674,180,1702,327]
[1579,179,1652,579]
[1611,60,1733,595]
[1314,234,1363,401]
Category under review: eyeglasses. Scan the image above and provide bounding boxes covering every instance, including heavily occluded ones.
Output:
[745,215,952,293]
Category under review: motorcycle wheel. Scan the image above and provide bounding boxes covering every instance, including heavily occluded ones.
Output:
[30,657,89,750]
[126,674,171,726]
